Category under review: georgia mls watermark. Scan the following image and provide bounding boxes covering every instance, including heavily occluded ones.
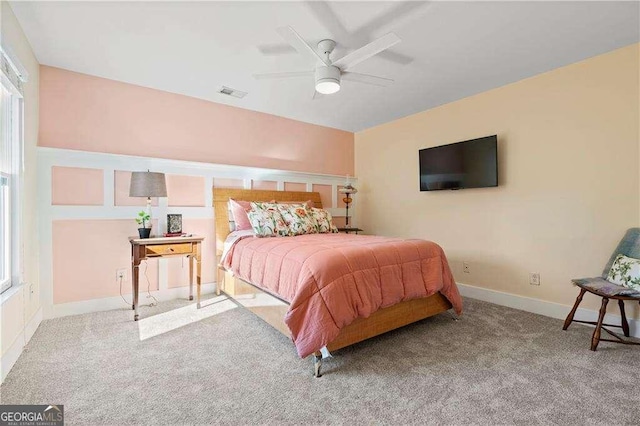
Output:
[0,405,64,426]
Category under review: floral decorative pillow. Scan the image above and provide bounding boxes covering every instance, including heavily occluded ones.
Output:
[310,208,338,234]
[277,200,315,209]
[606,254,640,291]
[247,202,291,237]
[277,204,317,235]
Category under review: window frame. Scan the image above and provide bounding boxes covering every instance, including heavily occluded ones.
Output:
[1,74,24,294]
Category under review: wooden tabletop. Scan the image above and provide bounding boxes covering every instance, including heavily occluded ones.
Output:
[129,235,205,245]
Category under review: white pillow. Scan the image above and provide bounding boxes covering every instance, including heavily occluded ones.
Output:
[606,254,640,291]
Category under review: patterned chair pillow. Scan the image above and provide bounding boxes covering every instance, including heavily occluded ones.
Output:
[247,202,291,237]
[606,254,640,291]
[309,208,338,234]
[277,204,317,236]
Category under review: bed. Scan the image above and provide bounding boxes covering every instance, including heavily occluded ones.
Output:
[212,188,463,376]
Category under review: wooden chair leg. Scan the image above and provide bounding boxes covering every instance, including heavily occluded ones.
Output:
[591,297,609,351]
[563,288,587,330]
[618,300,630,337]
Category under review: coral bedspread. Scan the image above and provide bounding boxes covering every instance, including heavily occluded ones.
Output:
[223,233,463,358]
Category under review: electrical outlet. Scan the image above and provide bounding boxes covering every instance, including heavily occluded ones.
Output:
[116,268,127,281]
[529,272,540,286]
[463,261,470,274]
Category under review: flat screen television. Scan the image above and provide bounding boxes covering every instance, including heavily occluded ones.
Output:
[419,135,498,191]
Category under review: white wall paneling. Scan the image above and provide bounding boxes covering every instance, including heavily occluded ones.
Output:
[37,147,356,319]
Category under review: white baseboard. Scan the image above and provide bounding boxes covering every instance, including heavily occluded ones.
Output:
[1,330,24,383]
[0,308,42,383]
[457,282,640,338]
[50,282,217,319]
[24,307,43,343]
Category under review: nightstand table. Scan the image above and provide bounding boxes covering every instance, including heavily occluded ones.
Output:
[337,227,363,234]
[129,235,204,321]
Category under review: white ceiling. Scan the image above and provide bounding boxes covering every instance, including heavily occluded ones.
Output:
[10,1,640,132]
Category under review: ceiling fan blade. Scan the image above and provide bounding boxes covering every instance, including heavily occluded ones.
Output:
[256,43,296,55]
[378,50,414,66]
[253,71,314,80]
[342,72,394,87]
[276,26,330,66]
[353,1,431,41]
[333,33,401,71]
[305,1,351,42]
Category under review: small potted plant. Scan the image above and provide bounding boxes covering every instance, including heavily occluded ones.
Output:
[136,210,152,238]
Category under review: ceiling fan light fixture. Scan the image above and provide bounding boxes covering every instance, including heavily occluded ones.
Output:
[316,79,340,94]
[315,65,341,95]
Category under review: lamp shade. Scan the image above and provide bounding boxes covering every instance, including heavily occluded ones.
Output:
[129,171,167,197]
[338,183,358,194]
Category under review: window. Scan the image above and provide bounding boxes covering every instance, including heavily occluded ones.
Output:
[1,48,24,294]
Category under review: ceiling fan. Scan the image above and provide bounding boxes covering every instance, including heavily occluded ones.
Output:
[257,1,429,66]
[253,26,401,96]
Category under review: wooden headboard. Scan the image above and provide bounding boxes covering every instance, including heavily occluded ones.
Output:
[213,188,323,257]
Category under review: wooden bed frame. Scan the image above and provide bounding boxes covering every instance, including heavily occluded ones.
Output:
[213,188,453,376]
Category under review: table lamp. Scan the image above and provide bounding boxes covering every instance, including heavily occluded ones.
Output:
[338,178,357,228]
[129,171,167,236]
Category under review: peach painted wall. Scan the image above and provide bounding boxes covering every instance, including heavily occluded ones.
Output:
[167,175,206,207]
[52,166,103,205]
[52,219,160,304]
[312,184,332,209]
[283,182,306,192]
[39,66,354,176]
[252,180,277,190]
[355,44,640,318]
[214,178,243,189]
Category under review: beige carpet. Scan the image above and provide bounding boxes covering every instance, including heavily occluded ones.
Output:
[1,296,639,425]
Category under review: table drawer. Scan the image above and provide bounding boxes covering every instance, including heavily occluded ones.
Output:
[145,243,193,256]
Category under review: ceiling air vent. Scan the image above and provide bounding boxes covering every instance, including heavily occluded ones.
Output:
[218,86,247,99]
